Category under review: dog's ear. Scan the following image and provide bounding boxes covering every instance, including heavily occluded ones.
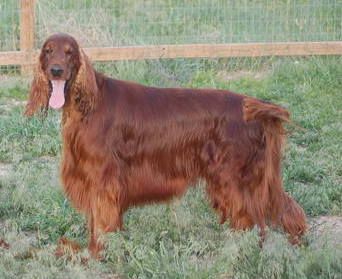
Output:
[71,49,98,115]
[24,54,50,117]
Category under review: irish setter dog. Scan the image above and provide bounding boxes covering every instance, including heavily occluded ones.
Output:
[25,33,306,258]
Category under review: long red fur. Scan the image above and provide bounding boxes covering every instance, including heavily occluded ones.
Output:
[25,33,307,257]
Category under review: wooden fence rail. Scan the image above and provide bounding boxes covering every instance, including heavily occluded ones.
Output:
[0,0,341,75]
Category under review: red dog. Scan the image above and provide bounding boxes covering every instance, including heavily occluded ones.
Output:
[25,33,306,257]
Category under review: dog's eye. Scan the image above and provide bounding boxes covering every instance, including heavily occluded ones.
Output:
[45,48,53,55]
[65,49,73,56]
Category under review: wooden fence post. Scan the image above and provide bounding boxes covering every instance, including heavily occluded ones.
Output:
[20,0,36,76]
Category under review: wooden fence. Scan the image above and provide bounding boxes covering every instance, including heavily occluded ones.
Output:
[1,0,342,75]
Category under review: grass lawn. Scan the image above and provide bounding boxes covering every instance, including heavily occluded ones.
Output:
[0,56,341,278]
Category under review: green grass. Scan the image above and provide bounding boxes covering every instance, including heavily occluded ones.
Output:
[0,56,341,278]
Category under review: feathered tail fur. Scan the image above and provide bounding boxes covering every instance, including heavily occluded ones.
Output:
[244,98,307,243]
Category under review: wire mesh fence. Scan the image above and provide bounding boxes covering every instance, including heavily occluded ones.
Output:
[34,0,341,47]
[0,0,341,76]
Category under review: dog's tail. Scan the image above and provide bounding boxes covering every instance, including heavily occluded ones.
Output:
[243,97,306,243]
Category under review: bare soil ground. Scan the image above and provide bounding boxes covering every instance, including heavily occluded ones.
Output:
[309,216,342,247]
[0,162,11,178]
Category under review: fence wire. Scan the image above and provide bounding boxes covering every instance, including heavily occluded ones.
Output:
[0,0,341,76]
[33,0,341,48]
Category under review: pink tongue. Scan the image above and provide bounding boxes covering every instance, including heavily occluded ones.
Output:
[49,80,66,109]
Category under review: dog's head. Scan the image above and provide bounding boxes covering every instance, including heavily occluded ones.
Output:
[25,33,98,116]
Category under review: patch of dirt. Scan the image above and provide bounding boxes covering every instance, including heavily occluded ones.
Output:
[0,163,12,178]
[217,70,270,81]
[309,216,342,247]
[0,75,28,87]
[0,239,10,249]
[38,155,57,162]
[0,220,39,258]
[0,99,26,113]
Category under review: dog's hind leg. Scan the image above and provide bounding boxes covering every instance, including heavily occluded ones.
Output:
[206,178,259,232]
[205,147,268,237]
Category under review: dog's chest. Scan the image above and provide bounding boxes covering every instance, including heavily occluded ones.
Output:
[60,121,113,210]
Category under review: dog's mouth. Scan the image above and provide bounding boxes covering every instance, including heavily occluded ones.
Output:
[49,80,67,109]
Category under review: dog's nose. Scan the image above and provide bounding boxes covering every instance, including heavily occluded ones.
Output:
[50,65,64,77]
